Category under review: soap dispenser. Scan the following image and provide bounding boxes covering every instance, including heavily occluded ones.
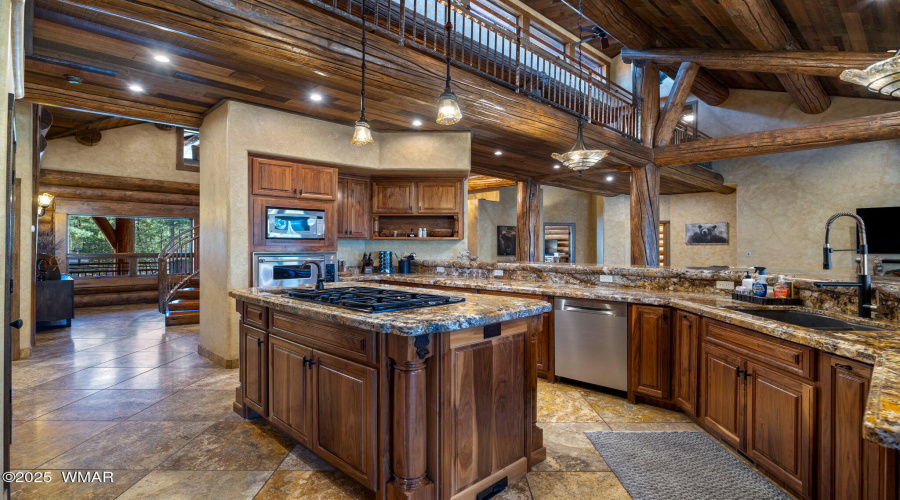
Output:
[752,267,768,297]
[741,269,755,294]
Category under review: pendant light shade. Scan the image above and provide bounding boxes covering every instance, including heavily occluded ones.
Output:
[351,0,375,145]
[840,48,900,97]
[551,118,609,174]
[351,119,374,146]
[436,89,462,125]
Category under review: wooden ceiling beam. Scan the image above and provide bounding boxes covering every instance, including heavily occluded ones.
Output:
[653,111,900,167]
[655,62,699,147]
[467,175,517,191]
[719,0,830,114]
[621,48,887,78]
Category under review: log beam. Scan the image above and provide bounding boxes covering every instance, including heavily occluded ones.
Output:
[719,0,830,114]
[634,61,659,147]
[516,179,541,262]
[91,217,117,249]
[630,164,660,267]
[39,185,200,206]
[655,62,699,147]
[40,169,199,195]
[653,111,900,166]
[621,48,887,77]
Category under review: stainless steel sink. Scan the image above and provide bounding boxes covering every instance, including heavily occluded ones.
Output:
[735,309,884,332]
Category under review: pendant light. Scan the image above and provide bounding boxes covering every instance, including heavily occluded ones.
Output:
[351,0,375,146]
[436,1,462,125]
[550,0,607,174]
[840,47,900,97]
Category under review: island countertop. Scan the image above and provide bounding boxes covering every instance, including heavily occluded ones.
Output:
[228,281,551,336]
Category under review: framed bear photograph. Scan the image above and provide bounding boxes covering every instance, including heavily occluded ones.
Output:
[685,223,729,245]
[497,226,517,256]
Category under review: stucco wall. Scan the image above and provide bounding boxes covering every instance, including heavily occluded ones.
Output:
[13,101,32,354]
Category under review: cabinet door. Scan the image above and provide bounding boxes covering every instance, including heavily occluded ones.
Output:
[336,177,349,237]
[311,350,377,490]
[372,181,415,214]
[268,336,313,445]
[673,311,700,417]
[241,325,268,416]
[628,305,671,400]
[346,178,370,238]
[251,158,297,198]
[535,312,552,379]
[296,165,337,200]
[699,343,744,449]
[746,362,815,498]
[416,180,460,214]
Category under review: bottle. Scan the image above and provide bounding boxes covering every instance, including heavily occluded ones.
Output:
[752,267,767,297]
[422,228,428,238]
[408,227,415,237]
[773,276,789,299]
[741,270,755,295]
[874,256,885,277]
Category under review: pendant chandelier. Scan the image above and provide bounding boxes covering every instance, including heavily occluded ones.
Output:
[840,47,900,97]
[436,0,462,125]
[351,0,374,146]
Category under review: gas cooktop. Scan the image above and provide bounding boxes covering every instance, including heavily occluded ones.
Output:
[282,286,465,313]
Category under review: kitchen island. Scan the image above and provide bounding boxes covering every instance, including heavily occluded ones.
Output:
[229,283,550,500]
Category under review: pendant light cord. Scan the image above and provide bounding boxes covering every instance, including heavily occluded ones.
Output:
[359,0,367,120]
[444,0,453,92]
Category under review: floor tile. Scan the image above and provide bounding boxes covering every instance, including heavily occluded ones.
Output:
[581,392,692,423]
[117,470,271,500]
[278,444,335,471]
[37,389,174,420]
[605,422,703,432]
[94,349,192,368]
[11,420,119,469]
[183,369,240,390]
[108,367,222,391]
[537,379,584,392]
[255,471,373,500]
[9,469,148,500]
[31,367,151,390]
[495,477,533,499]
[12,389,99,420]
[162,353,223,369]
[157,421,293,471]
[532,423,612,472]
[537,391,604,423]
[128,389,236,421]
[527,472,631,500]
[42,420,213,470]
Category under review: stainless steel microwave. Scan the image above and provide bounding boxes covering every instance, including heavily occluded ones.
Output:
[266,208,325,240]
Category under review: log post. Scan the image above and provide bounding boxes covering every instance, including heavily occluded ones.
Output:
[655,62,699,147]
[634,60,659,147]
[516,179,540,262]
[630,163,660,267]
[386,333,435,500]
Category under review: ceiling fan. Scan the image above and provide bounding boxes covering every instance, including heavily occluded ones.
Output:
[572,25,610,50]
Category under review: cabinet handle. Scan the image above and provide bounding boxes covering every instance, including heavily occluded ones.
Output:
[293,188,297,194]
[835,363,853,371]
[256,338,264,347]
[306,360,317,370]
[735,366,747,379]
[299,189,303,196]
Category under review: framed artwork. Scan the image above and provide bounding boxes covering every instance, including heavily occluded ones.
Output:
[497,226,517,256]
[685,223,729,245]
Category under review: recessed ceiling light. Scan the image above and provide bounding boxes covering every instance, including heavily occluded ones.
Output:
[64,75,83,84]
[310,93,323,102]
[682,113,695,122]
[128,84,145,93]
[412,119,423,127]
[606,175,614,182]
[314,70,328,77]
[494,150,502,156]
[888,49,897,53]
[553,164,560,169]
[153,54,171,63]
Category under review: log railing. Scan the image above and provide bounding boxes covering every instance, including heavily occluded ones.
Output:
[157,225,199,313]
[66,253,159,278]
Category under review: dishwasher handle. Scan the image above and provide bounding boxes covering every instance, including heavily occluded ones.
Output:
[562,305,617,315]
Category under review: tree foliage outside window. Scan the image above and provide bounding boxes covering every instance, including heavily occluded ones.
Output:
[68,216,115,254]
[67,215,192,254]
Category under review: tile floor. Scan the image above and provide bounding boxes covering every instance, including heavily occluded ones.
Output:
[11,304,785,499]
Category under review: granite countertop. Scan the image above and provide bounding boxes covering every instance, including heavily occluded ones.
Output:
[354,273,900,450]
[228,282,551,337]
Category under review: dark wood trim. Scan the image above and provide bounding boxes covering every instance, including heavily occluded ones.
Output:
[175,127,200,173]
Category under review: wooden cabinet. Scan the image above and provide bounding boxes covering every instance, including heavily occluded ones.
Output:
[337,176,370,239]
[672,310,700,417]
[416,180,461,214]
[478,289,553,380]
[241,324,267,416]
[700,342,745,449]
[311,350,378,490]
[628,305,671,400]
[268,336,313,445]
[250,158,337,201]
[372,181,415,213]
[819,354,899,500]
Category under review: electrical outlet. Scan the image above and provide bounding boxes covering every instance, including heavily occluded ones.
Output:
[597,275,614,283]
[492,270,504,277]
[435,266,445,274]
[716,281,735,290]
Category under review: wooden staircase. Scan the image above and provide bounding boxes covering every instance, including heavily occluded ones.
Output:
[158,226,200,326]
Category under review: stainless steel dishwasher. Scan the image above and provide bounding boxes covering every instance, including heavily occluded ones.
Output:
[553,298,628,391]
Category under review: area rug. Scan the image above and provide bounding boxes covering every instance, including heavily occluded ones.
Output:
[584,431,789,500]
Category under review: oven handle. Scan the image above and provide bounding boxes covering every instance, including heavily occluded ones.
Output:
[562,305,616,315]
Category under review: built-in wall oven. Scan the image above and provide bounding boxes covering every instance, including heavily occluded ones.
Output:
[253,252,338,288]
[266,207,325,240]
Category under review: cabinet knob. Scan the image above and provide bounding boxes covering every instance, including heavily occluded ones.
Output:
[835,363,853,371]
[9,319,22,329]
[293,188,297,194]
[299,189,303,196]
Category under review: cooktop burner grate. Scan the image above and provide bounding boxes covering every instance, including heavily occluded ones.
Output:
[283,286,465,313]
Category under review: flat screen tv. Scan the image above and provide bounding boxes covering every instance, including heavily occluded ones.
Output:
[856,207,900,253]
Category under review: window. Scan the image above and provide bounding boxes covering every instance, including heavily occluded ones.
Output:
[529,23,565,56]
[469,0,518,32]
[135,218,193,253]
[67,216,114,254]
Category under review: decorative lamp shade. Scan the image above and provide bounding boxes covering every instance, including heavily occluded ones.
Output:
[840,51,900,97]
[551,149,609,172]
[38,192,54,208]
[351,119,375,146]
[436,90,462,125]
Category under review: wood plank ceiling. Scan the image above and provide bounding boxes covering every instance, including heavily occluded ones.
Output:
[525,0,899,100]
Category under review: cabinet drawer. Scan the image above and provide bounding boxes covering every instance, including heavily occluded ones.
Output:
[702,319,814,380]
[270,311,376,365]
[243,303,268,330]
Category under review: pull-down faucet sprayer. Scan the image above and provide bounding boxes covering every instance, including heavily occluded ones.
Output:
[815,212,872,318]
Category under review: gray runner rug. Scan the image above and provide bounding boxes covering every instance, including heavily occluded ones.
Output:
[584,431,789,500]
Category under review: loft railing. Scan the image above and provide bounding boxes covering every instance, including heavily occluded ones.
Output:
[66,253,159,278]
[307,0,642,141]
[157,225,199,313]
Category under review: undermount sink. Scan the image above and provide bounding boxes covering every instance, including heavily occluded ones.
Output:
[735,309,884,332]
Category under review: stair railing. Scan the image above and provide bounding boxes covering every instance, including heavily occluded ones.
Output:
[158,225,200,313]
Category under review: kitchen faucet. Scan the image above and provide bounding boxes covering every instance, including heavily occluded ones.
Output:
[299,260,327,291]
[814,212,873,318]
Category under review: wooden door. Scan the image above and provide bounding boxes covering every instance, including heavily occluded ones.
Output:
[241,324,268,416]
[416,180,460,214]
[745,361,815,498]
[311,350,377,490]
[628,305,671,400]
[251,158,297,198]
[337,177,349,237]
[372,181,414,214]
[673,310,699,416]
[478,290,552,379]
[296,164,337,200]
[268,336,313,445]
[346,177,369,238]
[699,343,744,449]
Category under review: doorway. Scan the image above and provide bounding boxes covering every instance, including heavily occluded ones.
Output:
[543,223,575,263]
